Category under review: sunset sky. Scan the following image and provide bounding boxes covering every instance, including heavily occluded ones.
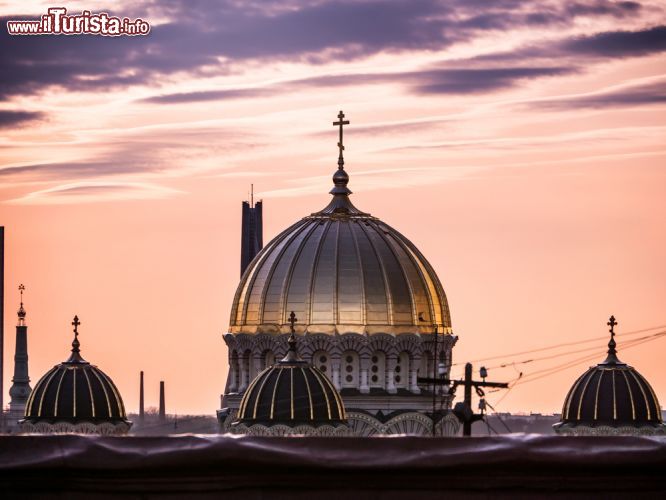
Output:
[1,0,665,416]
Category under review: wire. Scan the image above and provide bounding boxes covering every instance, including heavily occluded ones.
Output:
[485,400,512,433]
[454,324,666,366]
[512,331,666,387]
[486,330,666,372]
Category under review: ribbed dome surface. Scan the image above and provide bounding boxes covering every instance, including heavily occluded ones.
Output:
[560,362,662,427]
[23,325,128,425]
[557,317,663,431]
[24,362,127,423]
[229,179,451,336]
[236,355,346,427]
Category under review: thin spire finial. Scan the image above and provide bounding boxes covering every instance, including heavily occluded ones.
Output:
[17,283,26,325]
[333,110,350,169]
[71,315,81,354]
[603,315,621,364]
[65,314,87,363]
[280,311,302,363]
[288,311,297,343]
[330,111,352,196]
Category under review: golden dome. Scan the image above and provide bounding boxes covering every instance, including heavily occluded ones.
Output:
[229,162,451,336]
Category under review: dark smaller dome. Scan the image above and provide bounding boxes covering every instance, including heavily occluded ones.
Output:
[236,327,346,427]
[555,316,664,435]
[22,316,130,431]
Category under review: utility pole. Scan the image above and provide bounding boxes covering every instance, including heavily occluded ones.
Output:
[419,362,508,437]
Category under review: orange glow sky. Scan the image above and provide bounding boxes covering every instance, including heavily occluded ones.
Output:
[1,0,665,416]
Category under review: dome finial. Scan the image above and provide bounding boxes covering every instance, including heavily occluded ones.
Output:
[603,315,620,364]
[66,315,86,363]
[281,311,301,363]
[330,110,352,196]
[17,283,26,326]
[71,315,81,353]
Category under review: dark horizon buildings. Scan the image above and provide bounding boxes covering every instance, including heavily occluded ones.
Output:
[240,185,263,277]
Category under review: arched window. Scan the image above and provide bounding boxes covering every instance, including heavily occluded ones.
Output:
[229,351,239,392]
[341,350,359,388]
[261,350,275,370]
[312,350,330,375]
[419,351,432,379]
[241,349,252,390]
[395,351,410,389]
[369,351,386,389]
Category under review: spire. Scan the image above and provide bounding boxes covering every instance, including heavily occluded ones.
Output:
[9,282,31,421]
[280,311,302,363]
[17,284,26,326]
[602,315,621,365]
[330,110,352,196]
[66,315,86,363]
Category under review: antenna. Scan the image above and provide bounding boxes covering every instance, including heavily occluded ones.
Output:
[251,183,254,207]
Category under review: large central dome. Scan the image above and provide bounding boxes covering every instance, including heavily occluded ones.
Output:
[229,130,451,337]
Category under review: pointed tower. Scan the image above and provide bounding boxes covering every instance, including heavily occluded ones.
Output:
[8,284,31,430]
[240,184,263,276]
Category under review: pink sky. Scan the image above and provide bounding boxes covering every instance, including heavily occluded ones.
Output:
[1,0,665,416]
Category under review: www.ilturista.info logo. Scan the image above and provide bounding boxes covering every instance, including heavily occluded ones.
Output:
[7,8,150,36]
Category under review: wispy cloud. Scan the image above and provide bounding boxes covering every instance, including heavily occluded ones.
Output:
[531,78,666,109]
[0,110,45,128]
[2,1,661,101]
[6,181,183,205]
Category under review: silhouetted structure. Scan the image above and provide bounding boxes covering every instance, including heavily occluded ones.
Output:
[21,315,130,434]
[554,315,665,435]
[240,185,263,276]
[0,226,4,418]
[139,371,145,421]
[7,285,31,431]
[231,312,347,436]
[220,112,460,436]
[159,381,166,421]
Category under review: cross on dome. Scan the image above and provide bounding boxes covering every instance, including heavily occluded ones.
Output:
[604,315,620,364]
[71,315,82,355]
[333,110,350,169]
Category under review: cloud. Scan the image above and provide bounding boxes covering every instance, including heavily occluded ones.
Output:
[562,25,666,57]
[144,65,574,104]
[0,110,45,128]
[5,1,655,101]
[6,181,183,205]
[0,0,459,100]
[532,79,666,109]
[409,67,574,94]
[142,87,273,104]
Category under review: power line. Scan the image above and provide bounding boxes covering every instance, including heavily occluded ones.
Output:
[513,332,666,387]
[486,330,666,371]
[455,324,666,366]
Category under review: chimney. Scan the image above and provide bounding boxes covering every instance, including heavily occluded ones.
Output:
[139,371,144,421]
[159,381,165,421]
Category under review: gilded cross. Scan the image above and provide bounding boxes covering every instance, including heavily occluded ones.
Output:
[607,315,617,338]
[18,283,25,299]
[72,315,81,338]
[289,311,297,333]
[333,110,349,159]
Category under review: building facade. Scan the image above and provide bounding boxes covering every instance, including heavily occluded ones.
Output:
[219,112,460,436]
